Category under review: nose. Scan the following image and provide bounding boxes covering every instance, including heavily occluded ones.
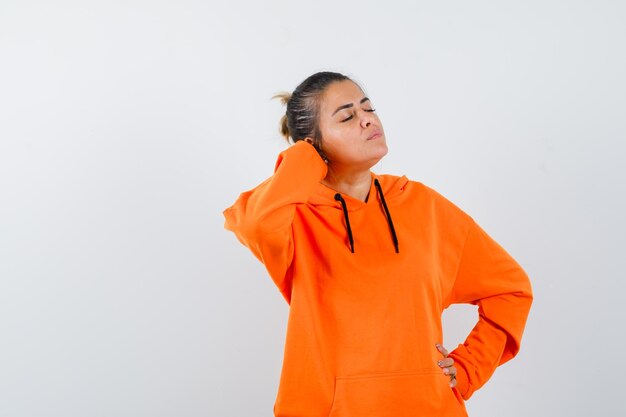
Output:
[359,109,375,128]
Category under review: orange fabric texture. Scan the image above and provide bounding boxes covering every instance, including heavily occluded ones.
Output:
[223,140,533,417]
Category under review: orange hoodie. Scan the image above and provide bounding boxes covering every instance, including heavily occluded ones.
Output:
[223,140,533,417]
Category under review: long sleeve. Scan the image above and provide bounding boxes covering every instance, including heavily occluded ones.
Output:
[444,217,533,401]
[223,140,328,304]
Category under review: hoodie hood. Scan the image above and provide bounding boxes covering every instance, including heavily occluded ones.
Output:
[308,171,409,254]
[308,171,409,210]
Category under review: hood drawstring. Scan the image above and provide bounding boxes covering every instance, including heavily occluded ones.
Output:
[334,193,355,253]
[333,178,400,254]
[374,178,399,253]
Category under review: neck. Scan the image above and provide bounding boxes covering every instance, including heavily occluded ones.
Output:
[321,164,372,202]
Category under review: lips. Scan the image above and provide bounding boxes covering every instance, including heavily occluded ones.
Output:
[367,129,382,140]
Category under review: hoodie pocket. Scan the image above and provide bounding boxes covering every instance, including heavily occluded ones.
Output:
[327,369,458,417]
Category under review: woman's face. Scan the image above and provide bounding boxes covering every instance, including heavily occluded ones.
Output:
[317,80,388,170]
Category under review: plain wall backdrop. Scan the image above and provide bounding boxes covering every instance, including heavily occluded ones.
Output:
[1,1,625,416]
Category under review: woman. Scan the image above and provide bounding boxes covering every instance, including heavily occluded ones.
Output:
[223,71,533,417]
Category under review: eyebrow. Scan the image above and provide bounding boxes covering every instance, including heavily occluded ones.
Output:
[331,97,370,116]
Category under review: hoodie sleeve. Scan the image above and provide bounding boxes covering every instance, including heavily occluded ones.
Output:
[222,140,328,304]
[440,200,533,401]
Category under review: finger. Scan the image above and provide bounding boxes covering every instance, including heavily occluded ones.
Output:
[435,343,449,357]
[442,365,457,376]
[437,357,454,368]
[450,377,457,388]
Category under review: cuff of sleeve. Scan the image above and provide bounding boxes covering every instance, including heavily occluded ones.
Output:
[275,139,328,178]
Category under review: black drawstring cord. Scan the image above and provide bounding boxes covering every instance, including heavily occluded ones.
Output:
[334,179,399,254]
[334,193,355,253]
[374,178,399,253]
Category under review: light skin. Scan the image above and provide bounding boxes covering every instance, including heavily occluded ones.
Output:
[303,80,388,202]
[436,343,458,388]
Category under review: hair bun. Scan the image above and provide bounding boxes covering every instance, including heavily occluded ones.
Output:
[271,91,291,107]
[272,92,292,142]
[278,113,290,142]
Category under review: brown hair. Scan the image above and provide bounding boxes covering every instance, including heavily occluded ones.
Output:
[272,71,360,156]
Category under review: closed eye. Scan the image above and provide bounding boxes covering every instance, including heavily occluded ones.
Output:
[341,108,376,123]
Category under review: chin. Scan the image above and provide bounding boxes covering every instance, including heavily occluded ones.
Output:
[374,142,389,159]
[367,151,388,169]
